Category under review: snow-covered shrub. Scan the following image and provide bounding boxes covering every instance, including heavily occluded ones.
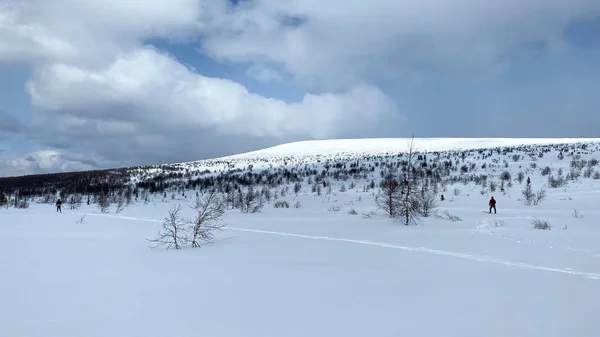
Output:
[274,201,289,208]
[436,210,462,222]
[572,209,583,218]
[531,219,551,230]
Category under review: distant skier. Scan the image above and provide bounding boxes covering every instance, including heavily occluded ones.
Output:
[56,199,62,213]
[489,196,496,214]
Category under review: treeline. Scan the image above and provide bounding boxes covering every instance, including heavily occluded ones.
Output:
[0,141,596,211]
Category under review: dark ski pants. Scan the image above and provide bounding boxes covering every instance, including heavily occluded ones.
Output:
[57,206,61,213]
[489,205,496,213]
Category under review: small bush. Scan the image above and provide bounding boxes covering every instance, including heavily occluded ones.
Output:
[572,209,583,218]
[328,205,341,212]
[274,201,290,208]
[16,199,29,209]
[436,210,462,222]
[531,219,551,230]
[348,208,358,215]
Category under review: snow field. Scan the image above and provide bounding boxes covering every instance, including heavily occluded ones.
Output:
[2,176,600,337]
[2,138,600,336]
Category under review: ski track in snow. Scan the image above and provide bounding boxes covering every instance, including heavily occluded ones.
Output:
[81,212,600,281]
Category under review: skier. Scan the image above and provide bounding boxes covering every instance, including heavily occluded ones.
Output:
[489,196,496,214]
[56,199,62,213]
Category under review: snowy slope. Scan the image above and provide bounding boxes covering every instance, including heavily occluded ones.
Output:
[2,137,600,337]
[218,137,600,159]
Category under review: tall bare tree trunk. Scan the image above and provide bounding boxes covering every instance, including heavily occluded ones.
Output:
[404,135,416,225]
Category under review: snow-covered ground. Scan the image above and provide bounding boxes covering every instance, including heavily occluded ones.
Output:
[219,137,600,159]
[2,139,600,336]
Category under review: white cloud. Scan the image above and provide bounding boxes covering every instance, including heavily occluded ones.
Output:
[22,46,403,167]
[0,0,200,67]
[26,46,400,138]
[0,150,97,177]
[196,0,600,89]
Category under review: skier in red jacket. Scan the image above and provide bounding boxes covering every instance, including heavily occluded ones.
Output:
[489,196,496,214]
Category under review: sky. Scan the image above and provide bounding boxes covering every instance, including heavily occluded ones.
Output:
[1,0,599,177]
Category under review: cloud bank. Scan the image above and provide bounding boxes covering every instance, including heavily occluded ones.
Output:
[0,0,599,176]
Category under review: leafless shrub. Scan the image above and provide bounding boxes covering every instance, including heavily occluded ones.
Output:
[98,190,110,213]
[76,215,86,224]
[15,198,29,209]
[361,211,378,218]
[293,201,302,208]
[548,175,566,188]
[522,180,546,206]
[189,190,227,248]
[274,201,290,208]
[375,165,402,217]
[532,187,546,205]
[436,210,462,222]
[541,166,551,176]
[417,188,439,217]
[348,208,358,215]
[0,189,7,208]
[517,171,524,184]
[572,209,584,218]
[238,185,264,213]
[531,218,551,230]
[116,194,125,213]
[328,205,341,212]
[68,194,82,210]
[147,204,189,250]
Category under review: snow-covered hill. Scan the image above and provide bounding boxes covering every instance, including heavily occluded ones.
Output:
[3,137,600,202]
[218,137,600,160]
[3,137,600,336]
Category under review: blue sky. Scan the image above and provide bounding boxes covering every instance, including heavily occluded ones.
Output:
[0,1,599,177]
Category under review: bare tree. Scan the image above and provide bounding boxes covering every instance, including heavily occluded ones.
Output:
[522,179,545,205]
[533,186,546,205]
[401,135,421,225]
[416,187,439,217]
[147,204,188,250]
[375,165,402,217]
[68,193,82,210]
[116,194,125,213]
[238,185,264,213]
[397,193,421,225]
[516,171,524,184]
[0,189,8,207]
[98,189,110,213]
[189,190,227,248]
[124,187,133,205]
